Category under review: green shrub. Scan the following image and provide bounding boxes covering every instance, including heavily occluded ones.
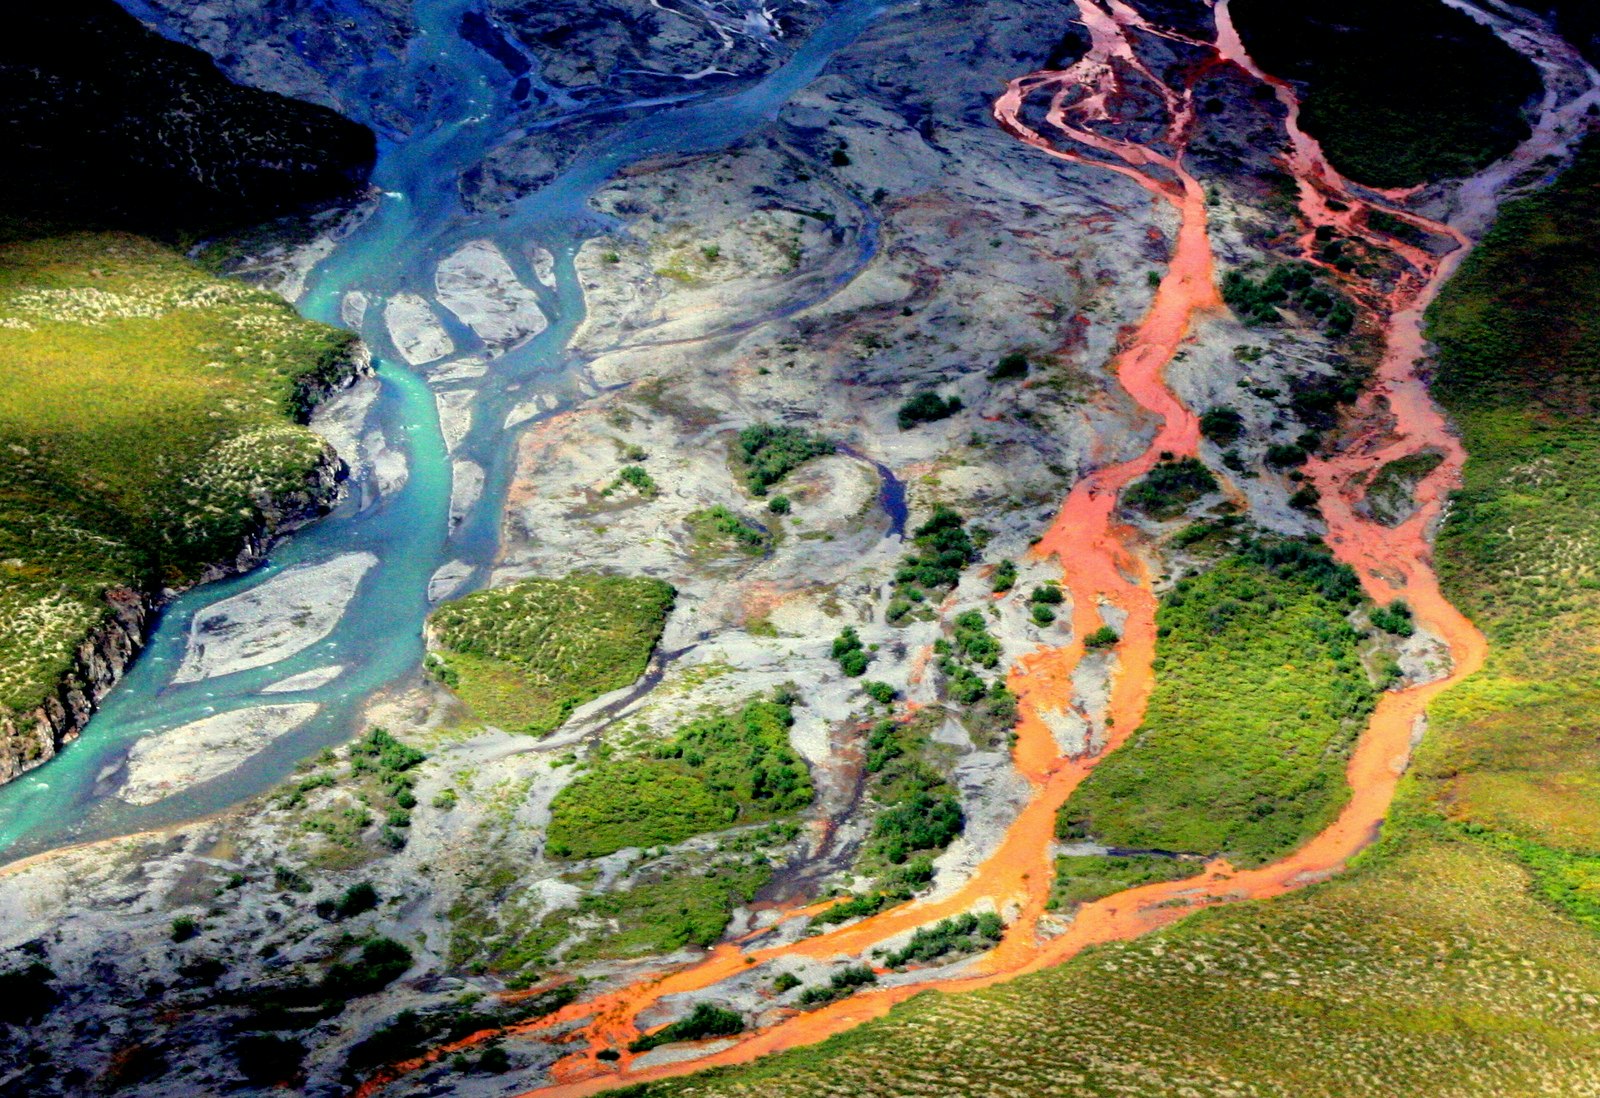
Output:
[322,937,412,999]
[895,506,977,593]
[1083,626,1119,650]
[884,911,1004,968]
[1124,458,1219,520]
[171,916,199,942]
[1031,604,1057,626]
[798,964,877,1007]
[863,681,897,705]
[1370,600,1414,636]
[897,390,964,429]
[1265,442,1309,468]
[1031,584,1064,606]
[833,627,870,677]
[1200,406,1245,446]
[735,424,833,495]
[605,464,658,498]
[991,560,1018,593]
[630,1003,745,1052]
[952,610,1001,668]
[330,882,378,920]
[989,351,1030,380]
[873,791,964,865]
[767,494,791,515]
[686,506,770,556]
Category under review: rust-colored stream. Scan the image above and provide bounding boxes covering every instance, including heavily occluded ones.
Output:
[353,2,1553,1093]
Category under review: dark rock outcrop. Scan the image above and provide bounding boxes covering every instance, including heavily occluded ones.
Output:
[0,0,376,236]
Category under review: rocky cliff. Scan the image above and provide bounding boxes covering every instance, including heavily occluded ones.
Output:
[0,0,376,236]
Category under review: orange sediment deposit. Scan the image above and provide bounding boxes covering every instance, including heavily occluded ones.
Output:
[359,5,1520,1095]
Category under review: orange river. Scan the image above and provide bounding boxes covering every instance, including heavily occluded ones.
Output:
[357,2,1512,1093]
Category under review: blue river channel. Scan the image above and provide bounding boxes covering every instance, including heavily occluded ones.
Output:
[0,0,884,861]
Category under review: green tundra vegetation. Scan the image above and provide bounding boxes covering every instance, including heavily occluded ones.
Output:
[447,850,775,979]
[624,136,1600,1098]
[1231,0,1540,188]
[896,390,963,430]
[427,573,675,735]
[733,423,833,496]
[0,232,357,727]
[880,911,1004,969]
[1411,135,1600,899]
[1059,539,1376,866]
[1122,457,1218,521]
[1221,261,1355,335]
[887,505,980,623]
[272,727,427,866]
[1364,449,1444,526]
[812,710,963,927]
[630,1003,746,1053]
[546,695,812,859]
[1048,853,1203,911]
[685,505,771,557]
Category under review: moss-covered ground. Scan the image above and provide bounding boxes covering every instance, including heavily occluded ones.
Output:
[0,232,355,723]
[427,573,675,736]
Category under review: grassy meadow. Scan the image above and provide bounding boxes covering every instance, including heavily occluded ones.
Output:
[0,232,355,722]
[427,573,675,735]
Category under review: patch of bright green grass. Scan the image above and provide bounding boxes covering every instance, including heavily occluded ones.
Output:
[1406,137,1600,861]
[428,573,675,735]
[546,696,812,859]
[0,231,356,720]
[562,866,771,961]
[448,855,772,977]
[684,506,770,557]
[1048,854,1204,911]
[1059,540,1376,866]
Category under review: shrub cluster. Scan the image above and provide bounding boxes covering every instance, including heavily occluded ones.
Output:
[898,390,964,429]
[735,423,833,495]
[1124,458,1219,520]
[884,911,1004,968]
[629,1003,746,1053]
[547,695,813,859]
[429,574,676,735]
